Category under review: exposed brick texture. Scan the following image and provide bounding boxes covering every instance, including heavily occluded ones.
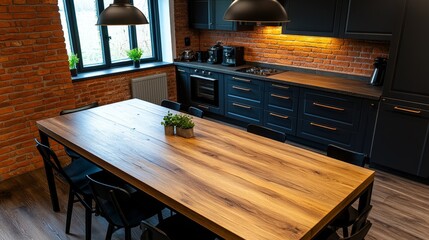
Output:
[173,0,390,77]
[0,0,176,181]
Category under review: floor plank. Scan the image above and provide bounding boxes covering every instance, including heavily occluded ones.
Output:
[0,167,428,240]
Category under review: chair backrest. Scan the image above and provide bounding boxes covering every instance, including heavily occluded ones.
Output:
[327,144,368,167]
[35,139,75,187]
[188,106,204,118]
[247,124,286,142]
[350,205,372,235]
[60,102,99,115]
[345,221,372,240]
[140,221,171,240]
[161,99,181,111]
[87,171,133,228]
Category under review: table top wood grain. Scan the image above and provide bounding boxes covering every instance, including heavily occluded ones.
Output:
[36,99,374,240]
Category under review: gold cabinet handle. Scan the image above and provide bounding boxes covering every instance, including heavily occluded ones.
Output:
[232,86,251,92]
[271,94,290,100]
[310,122,337,131]
[198,104,209,110]
[269,112,289,119]
[232,77,251,83]
[272,84,289,90]
[233,103,251,109]
[313,102,345,111]
[393,106,421,114]
[177,69,186,72]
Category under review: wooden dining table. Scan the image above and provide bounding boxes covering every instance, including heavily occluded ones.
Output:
[36,99,374,240]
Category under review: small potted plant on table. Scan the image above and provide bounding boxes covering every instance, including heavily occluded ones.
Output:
[69,53,79,77]
[161,111,176,135]
[176,114,195,138]
[126,48,143,68]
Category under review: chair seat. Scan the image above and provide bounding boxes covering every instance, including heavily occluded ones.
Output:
[156,214,217,240]
[64,157,102,189]
[331,206,359,228]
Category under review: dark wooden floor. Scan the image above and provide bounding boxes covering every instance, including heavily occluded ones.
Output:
[0,168,428,240]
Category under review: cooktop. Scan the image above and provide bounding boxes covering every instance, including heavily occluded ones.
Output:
[236,67,286,76]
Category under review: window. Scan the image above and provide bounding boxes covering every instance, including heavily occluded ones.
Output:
[58,0,161,72]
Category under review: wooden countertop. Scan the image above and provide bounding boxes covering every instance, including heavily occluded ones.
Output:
[268,71,382,100]
[174,62,382,100]
[37,99,375,240]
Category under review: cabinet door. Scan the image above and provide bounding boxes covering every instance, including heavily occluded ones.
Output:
[189,0,210,29]
[383,0,429,103]
[211,0,234,30]
[339,0,402,41]
[282,0,342,37]
[176,67,190,108]
[371,99,429,177]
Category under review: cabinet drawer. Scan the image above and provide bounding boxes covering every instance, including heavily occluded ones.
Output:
[265,82,299,116]
[297,119,357,149]
[226,75,263,103]
[264,110,296,135]
[300,89,362,127]
[226,97,262,124]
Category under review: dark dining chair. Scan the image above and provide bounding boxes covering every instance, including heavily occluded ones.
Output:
[188,106,204,118]
[315,205,372,240]
[35,139,101,240]
[60,102,99,161]
[327,144,369,237]
[247,124,286,142]
[140,214,218,240]
[87,171,166,240]
[161,99,181,111]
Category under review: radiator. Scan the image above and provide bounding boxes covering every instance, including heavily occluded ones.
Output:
[131,73,168,105]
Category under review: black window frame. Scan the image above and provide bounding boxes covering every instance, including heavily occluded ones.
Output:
[62,0,162,73]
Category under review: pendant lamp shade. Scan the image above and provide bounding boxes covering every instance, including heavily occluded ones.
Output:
[96,0,148,26]
[224,0,289,23]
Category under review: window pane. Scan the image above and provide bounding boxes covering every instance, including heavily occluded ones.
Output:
[107,26,131,62]
[58,0,72,55]
[135,0,153,58]
[74,0,104,67]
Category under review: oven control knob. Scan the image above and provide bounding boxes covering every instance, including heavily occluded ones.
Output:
[202,70,206,74]
[194,69,198,73]
[207,72,212,75]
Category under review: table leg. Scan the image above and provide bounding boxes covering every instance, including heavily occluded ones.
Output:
[39,130,60,212]
[358,181,373,214]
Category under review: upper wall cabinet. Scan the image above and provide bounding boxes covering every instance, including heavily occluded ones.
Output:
[282,0,342,37]
[188,0,253,31]
[282,0,402,41]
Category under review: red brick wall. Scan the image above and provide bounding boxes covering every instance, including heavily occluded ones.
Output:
[74,67,177,106]
[0,0,176,181]
[0,0,75,180]
[173,0,390,77]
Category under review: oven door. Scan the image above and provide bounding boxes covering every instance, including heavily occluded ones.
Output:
[190,74,219,107]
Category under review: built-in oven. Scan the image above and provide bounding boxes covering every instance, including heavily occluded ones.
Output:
[190,73,219,107]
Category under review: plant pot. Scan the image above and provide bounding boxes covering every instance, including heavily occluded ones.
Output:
[133,61,140,68]
[70,68,78,77]
[176,127,194,138]
[164,126,175,136]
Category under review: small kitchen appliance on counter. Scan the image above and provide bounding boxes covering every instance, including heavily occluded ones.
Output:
[207,42,223,64]
[196,51,208,62]
[369,57,388,86]
[180,49,195,62]
[222,46,244,67]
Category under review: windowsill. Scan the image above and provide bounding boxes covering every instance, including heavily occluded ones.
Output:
[71,62,174,82]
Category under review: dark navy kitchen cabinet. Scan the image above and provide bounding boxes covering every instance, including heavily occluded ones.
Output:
[282,0,401,41]
[297,88,363,151]
[264,82,299,135]
[282,0,342,37]
[339,0,403,41]
[225,75,264,124]
[176,67,190,109]
[188,0,253,31]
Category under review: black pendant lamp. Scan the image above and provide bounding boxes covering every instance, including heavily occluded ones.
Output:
[224,0,289,23]
[97,0,148,26]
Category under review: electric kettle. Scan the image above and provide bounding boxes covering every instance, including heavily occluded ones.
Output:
[370,57,388,86]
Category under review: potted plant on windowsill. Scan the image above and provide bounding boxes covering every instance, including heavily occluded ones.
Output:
[176,114,195,138]
[126,48,143,68]
[69,53,79,77]
[161,111,176,136]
